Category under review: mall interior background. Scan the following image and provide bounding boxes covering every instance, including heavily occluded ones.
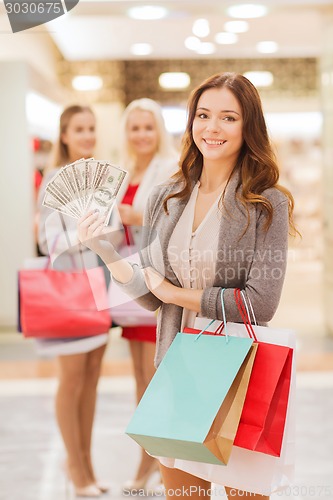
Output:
[0,0,332,336]
[0,0,333,500]
[0,1,333,499]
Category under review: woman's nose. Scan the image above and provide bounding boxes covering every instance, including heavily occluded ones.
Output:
[206,118,221,133]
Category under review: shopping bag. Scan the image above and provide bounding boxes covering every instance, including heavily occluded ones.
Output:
[177,315,296,495]
[17,257,50,333]
[108,282,157,326]
[108,245,156,326]
[126,289,257,465]
[18,256,111,338]
[231,289,293,457]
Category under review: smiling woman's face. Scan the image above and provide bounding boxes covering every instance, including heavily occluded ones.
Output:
[126,109,159,158]
[61,110,96,162]
[192,87,243,169]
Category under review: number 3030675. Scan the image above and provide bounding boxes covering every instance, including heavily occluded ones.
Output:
[4,2,62,14]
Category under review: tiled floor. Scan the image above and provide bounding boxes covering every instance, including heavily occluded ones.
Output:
[1,257,333,499]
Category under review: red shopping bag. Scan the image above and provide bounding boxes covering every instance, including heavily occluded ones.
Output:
[19,264,111,338]
[232,289,293,457]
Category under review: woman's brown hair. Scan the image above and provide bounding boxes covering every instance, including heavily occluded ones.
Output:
[164,72,296,234]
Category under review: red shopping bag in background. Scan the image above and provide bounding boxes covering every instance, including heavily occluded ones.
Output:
[232,289,293,457]
[19,264,111,338]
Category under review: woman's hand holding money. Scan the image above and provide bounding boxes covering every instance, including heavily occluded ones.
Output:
[78,210,112,256]
[78,211,134,283]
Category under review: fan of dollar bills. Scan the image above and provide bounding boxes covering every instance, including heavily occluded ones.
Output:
[42,158,127,225]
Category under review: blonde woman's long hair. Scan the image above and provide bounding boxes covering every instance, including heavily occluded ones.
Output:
[119,98,177,173]
[48,105,95,169]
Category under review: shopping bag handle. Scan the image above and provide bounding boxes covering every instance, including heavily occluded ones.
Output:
[234,289,257,341]
[195,288,229,343]
[240,290,257,326]
[44,214,77,271]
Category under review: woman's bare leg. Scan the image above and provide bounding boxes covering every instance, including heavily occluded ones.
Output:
[129,340,158,483]
[56,353,91,488]
[78,344,107,483]
[160,464,211,499]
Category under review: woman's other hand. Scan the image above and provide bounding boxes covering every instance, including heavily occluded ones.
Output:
[143,267,176,304]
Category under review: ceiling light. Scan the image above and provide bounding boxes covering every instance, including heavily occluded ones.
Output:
[224,20,249,33]
[159,72,191,90]
[227,4,268,19]
[192,18,210,38]
[215,32,238,45]
[196,42,216,55]
[72,75,103,91]
[127,5,168,20]
[184,36,201,51]
[130,43,153,56]
[256,41,278,54]
[243,71,274,87]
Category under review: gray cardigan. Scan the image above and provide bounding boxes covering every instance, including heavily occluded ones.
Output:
[114,168,289,367]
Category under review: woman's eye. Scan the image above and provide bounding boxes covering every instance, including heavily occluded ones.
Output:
[223,116,235,122]
[197,113,208,119]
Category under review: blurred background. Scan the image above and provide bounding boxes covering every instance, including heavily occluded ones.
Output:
[0,1,333,499]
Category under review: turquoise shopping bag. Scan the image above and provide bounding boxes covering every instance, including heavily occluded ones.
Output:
[126,331,254,465]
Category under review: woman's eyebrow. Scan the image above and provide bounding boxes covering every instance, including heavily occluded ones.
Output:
[196,107,240,116]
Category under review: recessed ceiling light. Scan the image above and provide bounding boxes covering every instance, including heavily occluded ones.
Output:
[130,43,153,56]
[184,36,201,51]
[192,18,210,38]
[243,71,274,87]
[196,42,216,55]
[227,4,268,19]
[256,41,278,54]
[72,76,103,91]
[159,72,191,90]
[224,20,249,33]
[127,5,168,20]
[215,32,238,45]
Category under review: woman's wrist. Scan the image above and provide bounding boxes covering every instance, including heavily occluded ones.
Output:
[95,241,118,265]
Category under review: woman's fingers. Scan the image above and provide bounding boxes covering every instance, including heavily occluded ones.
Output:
[78,210,97,225]
[88,215,107,234]
[78,211,106,244]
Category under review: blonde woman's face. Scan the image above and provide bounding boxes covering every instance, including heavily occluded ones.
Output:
[126,110,159,157]
[61,111,96,161]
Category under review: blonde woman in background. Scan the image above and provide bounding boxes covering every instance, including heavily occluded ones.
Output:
[114,98,178,493]
[37,105,109,498]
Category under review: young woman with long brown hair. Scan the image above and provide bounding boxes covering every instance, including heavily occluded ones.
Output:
[77,72,296,499]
